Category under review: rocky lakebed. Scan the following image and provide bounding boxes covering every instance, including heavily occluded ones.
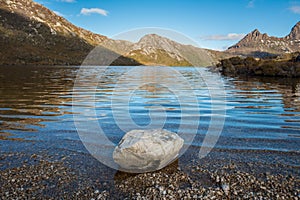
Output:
[0,146,299,200]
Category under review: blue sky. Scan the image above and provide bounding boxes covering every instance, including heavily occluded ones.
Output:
[34,0,300,50]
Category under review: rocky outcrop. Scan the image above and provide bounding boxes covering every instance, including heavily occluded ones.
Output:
[215,53,300,77]
[113,129,184,173]
[227,22,300,57]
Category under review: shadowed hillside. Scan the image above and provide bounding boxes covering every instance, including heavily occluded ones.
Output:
[0,0,140,66]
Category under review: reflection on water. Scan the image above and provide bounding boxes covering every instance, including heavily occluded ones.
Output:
[0,66,77,139]
[0,66,299,155]
[228,76,300,131]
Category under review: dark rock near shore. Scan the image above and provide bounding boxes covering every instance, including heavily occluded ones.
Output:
[216,53,300,77]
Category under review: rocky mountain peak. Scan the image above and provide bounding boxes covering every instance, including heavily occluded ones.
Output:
[243,29,269,41]
[139,33,165,41]
[134,34,181,55]
[251,29,261,36]
[227,22,300,56]
[138,34,177,47]
[287,21,300,40]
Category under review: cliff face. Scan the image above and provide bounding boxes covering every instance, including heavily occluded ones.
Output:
[227,22,300,57]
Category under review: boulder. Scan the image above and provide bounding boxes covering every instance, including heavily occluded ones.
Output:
[113,129,184,173]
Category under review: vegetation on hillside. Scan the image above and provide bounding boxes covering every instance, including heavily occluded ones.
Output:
[128,49,192,66]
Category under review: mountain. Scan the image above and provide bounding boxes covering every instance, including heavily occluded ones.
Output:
[2,0,299,67]
[0,0,140,66]
[102,34,221,66]
[227,22,300,57]
[0,0,223,67]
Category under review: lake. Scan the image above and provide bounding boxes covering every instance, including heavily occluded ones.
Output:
[0,65,299,170]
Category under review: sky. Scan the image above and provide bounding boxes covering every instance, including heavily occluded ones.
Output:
[34,0,300,50]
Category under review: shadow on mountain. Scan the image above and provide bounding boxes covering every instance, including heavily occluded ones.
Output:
[248,51,279,59]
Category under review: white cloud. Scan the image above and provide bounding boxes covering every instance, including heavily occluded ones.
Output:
[201,33,246,41]
[289,6,300,14]
[80,8,108,16]
[53,11,64,16]
[247,0,255,8]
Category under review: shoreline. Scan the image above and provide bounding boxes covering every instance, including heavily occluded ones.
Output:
[1,147,299,199]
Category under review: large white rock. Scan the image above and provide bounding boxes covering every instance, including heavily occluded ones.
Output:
[113,129,184,173]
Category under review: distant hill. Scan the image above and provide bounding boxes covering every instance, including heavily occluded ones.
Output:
[227,22,300,58]
[102,34,220,66]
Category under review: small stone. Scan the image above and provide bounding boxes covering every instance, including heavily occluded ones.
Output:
[260,186,267,190]
[215,176,220,183]
[221,183,230,195]
[159,186,164,192]
[30,154,37,159]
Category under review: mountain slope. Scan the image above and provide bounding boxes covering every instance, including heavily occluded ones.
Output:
[0,0,140,66]
[227,22,300,57]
